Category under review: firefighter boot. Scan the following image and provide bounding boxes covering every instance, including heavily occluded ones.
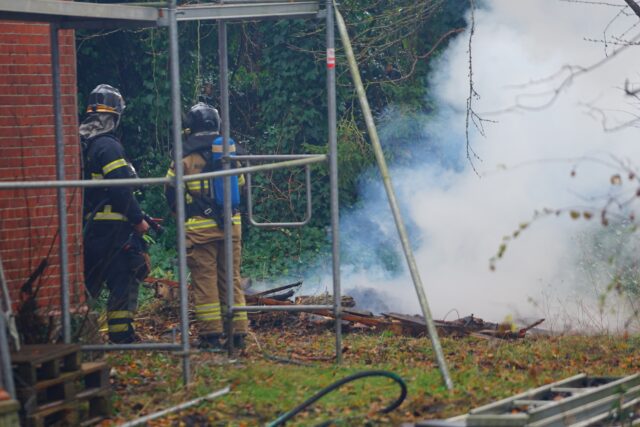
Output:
[198,333,224,352]
[232,334,246,350]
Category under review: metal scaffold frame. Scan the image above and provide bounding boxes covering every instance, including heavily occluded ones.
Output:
[0,0,341,386]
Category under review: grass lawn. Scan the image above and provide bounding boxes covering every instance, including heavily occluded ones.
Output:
[99,327,640,426]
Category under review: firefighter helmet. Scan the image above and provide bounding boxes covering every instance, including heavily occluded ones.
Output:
[184,102,220,134]
[86,84,126,116]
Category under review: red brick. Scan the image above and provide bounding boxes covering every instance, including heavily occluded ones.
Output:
[0,44,52,55]
[0,21,83,311]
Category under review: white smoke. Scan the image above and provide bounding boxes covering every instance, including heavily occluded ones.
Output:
[304,0,640,331]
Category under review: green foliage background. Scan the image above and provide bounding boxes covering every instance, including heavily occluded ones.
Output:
[76,0,469,280]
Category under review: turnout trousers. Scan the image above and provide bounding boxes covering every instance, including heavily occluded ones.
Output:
[186,223,248,336]
[84,222,142,343]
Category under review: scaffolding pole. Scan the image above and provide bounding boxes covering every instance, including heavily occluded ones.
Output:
[167,0,191,385]
[326,0,342,364]
[50,23,71,344]
[218,12,236,356]
[0,156,327,190]
[333,3,453,390]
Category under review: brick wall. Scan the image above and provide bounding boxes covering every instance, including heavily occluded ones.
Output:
[0,21,83,311]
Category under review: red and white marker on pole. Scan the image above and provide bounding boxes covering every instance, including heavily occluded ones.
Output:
[327,48,335,69]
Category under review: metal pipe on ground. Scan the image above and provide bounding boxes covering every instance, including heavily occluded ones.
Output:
[333,2,453,390]
[82,343,182,352]
[118,386,230,427]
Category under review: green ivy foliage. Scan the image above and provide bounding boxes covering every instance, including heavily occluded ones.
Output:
[76,0,469,280]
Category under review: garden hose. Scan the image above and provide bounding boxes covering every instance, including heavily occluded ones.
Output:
[266,370,407,427]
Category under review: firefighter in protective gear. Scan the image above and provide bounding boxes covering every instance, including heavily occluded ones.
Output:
[81,84,150,344]
[165,102,248,351]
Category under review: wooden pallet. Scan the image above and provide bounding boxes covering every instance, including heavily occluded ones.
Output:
[19,382,112,426]
[11,350,113,427]
[11,344,81,386]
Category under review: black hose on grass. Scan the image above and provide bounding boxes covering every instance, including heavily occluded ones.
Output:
[266,370,407,427]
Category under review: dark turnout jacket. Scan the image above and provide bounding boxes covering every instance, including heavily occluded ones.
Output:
[83,133,143,226]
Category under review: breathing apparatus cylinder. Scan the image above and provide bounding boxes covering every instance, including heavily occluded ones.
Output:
[212,136,240,209]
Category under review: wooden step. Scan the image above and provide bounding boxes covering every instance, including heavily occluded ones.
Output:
[11,344,81,386]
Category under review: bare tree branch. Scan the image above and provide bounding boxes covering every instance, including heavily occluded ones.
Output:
[482,30,640,116]
[623,0,640,18]
[465,0,486,175]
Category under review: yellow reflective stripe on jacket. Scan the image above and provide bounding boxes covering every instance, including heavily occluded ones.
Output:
[91,173,104,180]
[185,218,218,230]
[108,324,130,333]
[102,158,128,175]
[93,204,127,222]
[186,181,209,191]
[94,212,127,221]
[107,310,133,320]
[184,214,241,229]
[238,174,245,186]
[166,169,175,178]
[212,145,236,153]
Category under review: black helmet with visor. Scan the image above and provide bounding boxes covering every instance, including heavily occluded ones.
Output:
[184,102,220,134]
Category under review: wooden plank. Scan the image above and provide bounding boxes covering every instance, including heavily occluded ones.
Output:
[80,416,109,427]
[0,399,19,415]
[11,344,80,386]
[24,400,78,427]
[11,344,81,385]
[253,297,387,327]
[11,344,81,366]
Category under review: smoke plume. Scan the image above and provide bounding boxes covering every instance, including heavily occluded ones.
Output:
[304,0,640,331]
